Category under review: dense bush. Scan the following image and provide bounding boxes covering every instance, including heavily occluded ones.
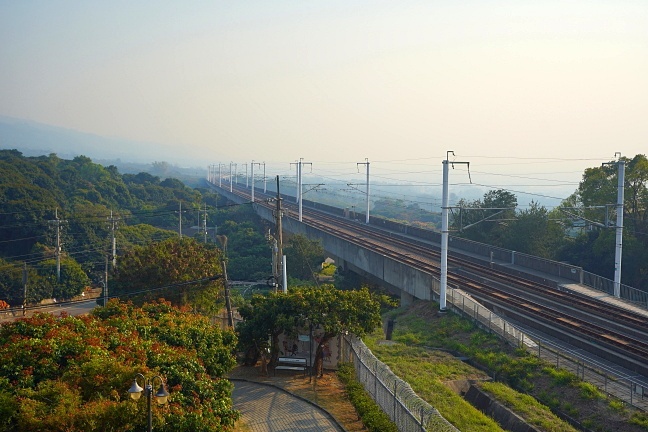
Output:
[337,363,398,432]
[0,300,238,431]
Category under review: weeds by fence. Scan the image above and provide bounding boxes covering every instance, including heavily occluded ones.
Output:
[340,334,459,432]
[446,287,648,412]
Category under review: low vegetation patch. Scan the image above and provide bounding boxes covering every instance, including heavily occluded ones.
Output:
[364,337,504,432]
[479,381,578,431]
[378,300,648,432]
[337,363,398,432]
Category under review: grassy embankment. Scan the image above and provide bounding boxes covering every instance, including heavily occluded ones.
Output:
[366,300,648,432]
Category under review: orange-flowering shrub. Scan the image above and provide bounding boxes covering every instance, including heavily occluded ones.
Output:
[0,299,238,431]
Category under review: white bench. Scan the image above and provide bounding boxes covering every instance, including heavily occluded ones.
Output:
[274,357,308,376]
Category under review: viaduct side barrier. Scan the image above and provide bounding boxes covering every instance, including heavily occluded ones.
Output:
[298,192,647,309]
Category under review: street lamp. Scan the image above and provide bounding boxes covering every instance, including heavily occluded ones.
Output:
[128,373,170,432]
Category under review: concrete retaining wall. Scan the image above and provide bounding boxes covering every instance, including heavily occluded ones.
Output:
[464,385,541,432]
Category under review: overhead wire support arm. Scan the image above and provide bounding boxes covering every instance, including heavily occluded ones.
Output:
[460,209,510,231]
[557,208,607,229]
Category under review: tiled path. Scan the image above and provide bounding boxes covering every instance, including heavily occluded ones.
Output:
[232,380,344,432]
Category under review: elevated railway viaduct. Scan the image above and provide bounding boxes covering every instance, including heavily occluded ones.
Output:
[211,182,648,398]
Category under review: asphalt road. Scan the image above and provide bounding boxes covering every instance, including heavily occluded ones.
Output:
[0,299,97,323]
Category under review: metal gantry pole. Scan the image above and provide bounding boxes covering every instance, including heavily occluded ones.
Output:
[251,161,262,203]
[295,162,299,203]
[274,175,284,291]
[298,160,303,221]
[603,154,626,297]
[440,151,469,312]
[263,162,267,193]
[440,159,450,312]
[358,158,370,223]
[229,162,234,192]
[251,160,255,202]
[612,155,625,297]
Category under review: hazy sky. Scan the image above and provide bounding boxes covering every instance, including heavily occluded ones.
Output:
[1,1,647,206]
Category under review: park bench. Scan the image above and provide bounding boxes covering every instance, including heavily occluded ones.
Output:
[274,356,308,376]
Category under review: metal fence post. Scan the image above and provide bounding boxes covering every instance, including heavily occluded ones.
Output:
[420,407,425,432]
[374,358,378,396]
[393,381,398,421]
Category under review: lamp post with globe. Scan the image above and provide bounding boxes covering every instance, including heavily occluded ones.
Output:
[127,373,170,432]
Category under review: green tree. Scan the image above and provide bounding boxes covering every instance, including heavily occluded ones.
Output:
[562,154,648,287]
[236,291,300,366]
[236,285,390,375]
[501,202,563,258]
[284,234,325,281]
[453,189,517,245]
[35,257,90,300]
[112,237,224,309]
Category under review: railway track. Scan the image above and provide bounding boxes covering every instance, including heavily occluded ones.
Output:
[227,184,648,376]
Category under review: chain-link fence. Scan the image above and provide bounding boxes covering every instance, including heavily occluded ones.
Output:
[446,287,648,412]
[340,334,459,432]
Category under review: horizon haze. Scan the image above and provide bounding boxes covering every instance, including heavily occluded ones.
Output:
[1,1,647,208]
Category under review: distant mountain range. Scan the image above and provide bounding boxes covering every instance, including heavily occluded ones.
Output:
[0,116,182,165]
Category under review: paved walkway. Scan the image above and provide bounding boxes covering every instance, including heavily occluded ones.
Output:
[232,380,344,432]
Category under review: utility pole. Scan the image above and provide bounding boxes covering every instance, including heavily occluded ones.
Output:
[357,158,370,224]
[108,210,119,269]
[22,263,27,316]
[242,163,248,188]
[221,260,234,327]
[234,163,238,185]
[603,153,625,297]
[440,151,470,312]
[49,208,67,283]
[203,203,208,243]
[177,201,185,238]
[104,255,109,307]
[218,164,223,187]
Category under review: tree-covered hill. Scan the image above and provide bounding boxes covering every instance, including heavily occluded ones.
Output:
[0,150,272,307]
